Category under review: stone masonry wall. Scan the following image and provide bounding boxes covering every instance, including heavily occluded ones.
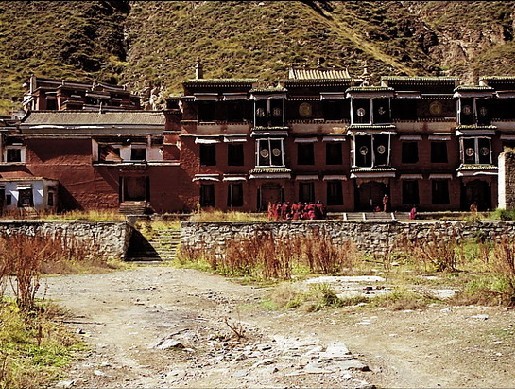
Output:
[0,221,130,260]
[498,150,515,210]
[181,220,515,256]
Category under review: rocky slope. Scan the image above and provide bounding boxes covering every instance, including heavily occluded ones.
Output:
[0,1,513,113]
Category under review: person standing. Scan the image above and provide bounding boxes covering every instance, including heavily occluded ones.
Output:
[409,205,417,220]
[383,194,390,212]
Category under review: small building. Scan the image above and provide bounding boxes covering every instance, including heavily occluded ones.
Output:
[0,176,58,215]
[23,75,141,112]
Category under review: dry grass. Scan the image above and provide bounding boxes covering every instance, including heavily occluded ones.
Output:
[0,232,112,311]
[178,229,357,281]
[188,209,266,223]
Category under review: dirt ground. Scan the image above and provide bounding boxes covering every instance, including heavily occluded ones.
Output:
[44,265,515,389]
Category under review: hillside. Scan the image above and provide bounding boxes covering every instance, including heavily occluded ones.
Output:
[0,1,513,114]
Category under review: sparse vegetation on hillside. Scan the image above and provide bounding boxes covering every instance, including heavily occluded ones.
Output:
[0,1,513,114]
[0,1,129,113]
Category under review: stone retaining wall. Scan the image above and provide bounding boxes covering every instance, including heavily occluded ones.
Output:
[0,221,130,260]
[181,220,515,256]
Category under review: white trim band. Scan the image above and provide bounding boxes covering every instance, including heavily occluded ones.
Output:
[193,174,220,182]
[295,175,319,181]
[195,137,220,144]
[429,174,453,180]
[322,136,346,142]
[399,135,422,141]
[294,137,318,143]
[323,175,347,181]
[400,174,423,180]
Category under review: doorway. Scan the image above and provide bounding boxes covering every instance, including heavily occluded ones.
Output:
[355,181,388,211]
[258,183,283,211]
[120,176,148,202]
[461,180,491,211]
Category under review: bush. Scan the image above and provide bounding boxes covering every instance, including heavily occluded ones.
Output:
[394,229,464,272]
[490,208,515,221]
[178,229,358,281]
[0,232,103,311]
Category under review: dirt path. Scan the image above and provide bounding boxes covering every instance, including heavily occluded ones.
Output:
[45,265,515,389]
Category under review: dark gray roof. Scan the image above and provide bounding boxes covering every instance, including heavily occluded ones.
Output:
[23,111,165,126]
[288,67,351,80]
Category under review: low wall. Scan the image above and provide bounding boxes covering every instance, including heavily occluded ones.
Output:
[181,220,515,256]
[0,221,131,260]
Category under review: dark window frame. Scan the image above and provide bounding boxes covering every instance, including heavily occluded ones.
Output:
[297,142,315,165]
[402,180,420,205]
[130,147,146,161]
[227,183,243,207]
[326,181,343,205]
[197,101,216,122]
[6,148,22,163]
[326,142,343,165]
[432,180,450,204]
[199,144,216,166]
[299,182,315,203]
[431,141,448,163]
[402,142,419,164]
[228,143,244,166]
[257,138,284,167]
[200,184,215,207]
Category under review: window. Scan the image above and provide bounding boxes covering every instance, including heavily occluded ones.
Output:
[431,142,448,163]
[299,182,315,203]
[6,148,22,162]
[297,143,315,165]
[17,188,33,207]
[47,189,55,206]
[461,137,491,165]
[130,147,146,161]
[402,180,420,205]
[228,144,244,166]
[353,134,391,168]
[402,142,419,164]
[373,134,389,166]
[326,181,343,205]
[476,99,491,126]
[46,98,57,110]
[257,138,284,167]
[254,99,284,127]
[6,194,11,206]
[459,98,474,125]
[459,98,491,126]
[353,99,371,124]
[432,180,450,204]
[200,184,215,207]
[270,99,283,127]
[198,101,216,122]
[372,98,390,124]
[226,101,248,122]
[98,144,122,162]
[322,100,346,120]
[199,144,216,166]
[326,143,343,165]
[354,135,372,167]
[227,183,243,207]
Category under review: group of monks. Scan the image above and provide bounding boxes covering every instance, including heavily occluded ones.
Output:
[267,201,327,221]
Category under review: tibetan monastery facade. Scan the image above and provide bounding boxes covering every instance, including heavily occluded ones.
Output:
[1,69,515,215]
[170,68,515,213]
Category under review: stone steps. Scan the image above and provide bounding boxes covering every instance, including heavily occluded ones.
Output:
[126,226,181,261]
[119,202,148,215]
